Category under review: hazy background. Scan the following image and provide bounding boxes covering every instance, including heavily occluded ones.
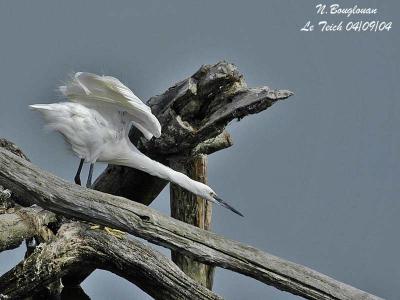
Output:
[0,0,398,299]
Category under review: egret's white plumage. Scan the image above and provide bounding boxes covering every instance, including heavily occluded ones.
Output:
[30,73,243,216]
[59,72,161,140]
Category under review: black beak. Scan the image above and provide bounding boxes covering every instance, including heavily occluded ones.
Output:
[213,196,244,217]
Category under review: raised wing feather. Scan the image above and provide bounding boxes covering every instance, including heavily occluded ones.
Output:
[60,72,161,139]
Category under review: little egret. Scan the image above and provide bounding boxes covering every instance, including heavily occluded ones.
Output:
[30,73,243,216]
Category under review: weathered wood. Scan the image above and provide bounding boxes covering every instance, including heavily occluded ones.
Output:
[0,139,217,299]
[94,61,293,205]
[0,186,12,211]
[170,155,214,289]
[0,139,30,161]
[91,61,292,290]
[0,148,383,300]
[0,205,56,252]
[191,131,233,156]
[0,139,32,207]
[0,222,222,300]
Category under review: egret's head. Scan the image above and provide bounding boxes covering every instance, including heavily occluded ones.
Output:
[191,181,216,202]
[192,182,243,217]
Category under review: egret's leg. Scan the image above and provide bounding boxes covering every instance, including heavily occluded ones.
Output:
[85,163,125,237]
[86,163,94,188]
[74,159,84,185]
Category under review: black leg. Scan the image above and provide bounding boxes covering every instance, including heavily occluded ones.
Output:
[74,159,84,185]
[86,163,94,188]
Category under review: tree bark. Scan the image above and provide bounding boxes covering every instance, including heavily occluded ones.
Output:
[170,155,214,289]
[0,205,57,252]
[0,139,32,207]
[0,206,57,252]
[0,222,222,300]
[0,148,383,300]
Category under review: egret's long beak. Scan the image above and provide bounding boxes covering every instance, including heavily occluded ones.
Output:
[213,196,244,217]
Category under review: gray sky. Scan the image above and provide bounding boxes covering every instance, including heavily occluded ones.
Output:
[0,0,398,299]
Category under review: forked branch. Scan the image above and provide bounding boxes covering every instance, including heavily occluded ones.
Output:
[0,221,221,300]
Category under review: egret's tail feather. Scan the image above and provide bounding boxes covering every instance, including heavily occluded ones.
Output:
[29,104,52,111]
[213,196,244,217]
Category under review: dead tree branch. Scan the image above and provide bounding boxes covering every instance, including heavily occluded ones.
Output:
[0,222,222,300]
[0,205,56,252]
[0,148,382,300]
[94,61,293,205]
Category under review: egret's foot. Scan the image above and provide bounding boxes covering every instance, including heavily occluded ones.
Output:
[90,224,101,230]
[74,175,81,186]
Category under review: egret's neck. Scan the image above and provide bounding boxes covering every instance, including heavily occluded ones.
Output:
[113,145,200,195]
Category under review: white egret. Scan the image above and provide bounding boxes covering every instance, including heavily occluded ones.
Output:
[30,73,243,216]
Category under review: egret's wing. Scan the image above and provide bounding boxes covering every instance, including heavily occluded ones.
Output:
[130,120,154,140]
[29,103,109,161]
[60,72,161,139]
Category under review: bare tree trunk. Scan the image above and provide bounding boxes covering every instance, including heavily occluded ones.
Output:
[170,155,214,289]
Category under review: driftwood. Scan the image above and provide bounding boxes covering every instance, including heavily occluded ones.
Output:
[0,221,221,300]
[0,148,383,300]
